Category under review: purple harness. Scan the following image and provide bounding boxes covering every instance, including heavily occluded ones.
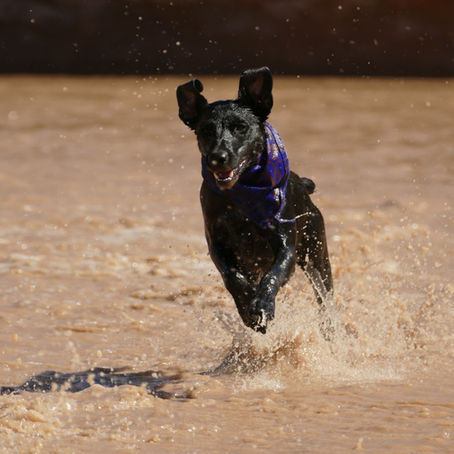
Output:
[202,122,294,230]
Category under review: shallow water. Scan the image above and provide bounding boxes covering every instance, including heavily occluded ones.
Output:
[0,75,453,453]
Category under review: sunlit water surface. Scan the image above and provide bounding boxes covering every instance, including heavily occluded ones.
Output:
[0,76,453,453]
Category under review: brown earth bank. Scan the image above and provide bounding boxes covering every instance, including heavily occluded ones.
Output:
[0,0,453,76]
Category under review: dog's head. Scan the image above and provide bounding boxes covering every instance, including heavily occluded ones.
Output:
[177,67,273,189]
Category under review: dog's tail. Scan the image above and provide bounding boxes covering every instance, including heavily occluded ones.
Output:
[301,177,316,194]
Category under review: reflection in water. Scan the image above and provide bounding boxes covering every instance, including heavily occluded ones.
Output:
[1,367,191,399]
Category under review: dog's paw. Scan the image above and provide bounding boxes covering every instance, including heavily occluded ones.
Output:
[248,297,275,334]
[319,317,335,342]
[318,304,336,342]
[251,320,267,334]
[249,311,268,334]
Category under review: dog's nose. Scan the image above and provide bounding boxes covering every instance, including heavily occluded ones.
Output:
[209,150,228,167]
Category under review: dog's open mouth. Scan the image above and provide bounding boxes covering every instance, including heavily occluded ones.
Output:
[212,160,246,188]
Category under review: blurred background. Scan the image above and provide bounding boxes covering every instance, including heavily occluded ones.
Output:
[1,0,453,76]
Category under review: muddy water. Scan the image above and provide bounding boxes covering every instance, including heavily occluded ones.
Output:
[0,75,453,453]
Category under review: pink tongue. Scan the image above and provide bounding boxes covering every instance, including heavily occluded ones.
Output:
[216,169,233,179]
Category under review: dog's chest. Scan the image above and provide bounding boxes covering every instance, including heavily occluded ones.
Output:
[212,205,275,275]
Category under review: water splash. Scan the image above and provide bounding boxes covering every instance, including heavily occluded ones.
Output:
[205,262,436,389]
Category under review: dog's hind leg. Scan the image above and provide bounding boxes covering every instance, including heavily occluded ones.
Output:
[303,261,336,341]
[297,208,336,341]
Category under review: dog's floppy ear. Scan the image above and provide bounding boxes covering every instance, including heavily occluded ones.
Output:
[176,79,207,129]
[238,67,273,121]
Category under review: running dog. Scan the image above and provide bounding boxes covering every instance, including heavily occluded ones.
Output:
[177,67,334,339]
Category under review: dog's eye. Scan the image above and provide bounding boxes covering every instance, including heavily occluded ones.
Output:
[232,124,247,135]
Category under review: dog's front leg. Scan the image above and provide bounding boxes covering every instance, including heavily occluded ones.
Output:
[249,230,296,333]
[208,241,257,327]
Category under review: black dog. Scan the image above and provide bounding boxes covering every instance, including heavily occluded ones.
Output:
[177,67,334,339]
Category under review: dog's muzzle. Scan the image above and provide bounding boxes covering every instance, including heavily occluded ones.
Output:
[211,160,247,189]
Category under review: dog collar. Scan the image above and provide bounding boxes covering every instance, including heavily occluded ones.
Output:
[202,122,293,230]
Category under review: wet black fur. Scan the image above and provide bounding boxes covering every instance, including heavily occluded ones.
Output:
[177,67,333,337]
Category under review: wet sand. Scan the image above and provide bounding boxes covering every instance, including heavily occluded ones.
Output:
[0,75,453,452]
